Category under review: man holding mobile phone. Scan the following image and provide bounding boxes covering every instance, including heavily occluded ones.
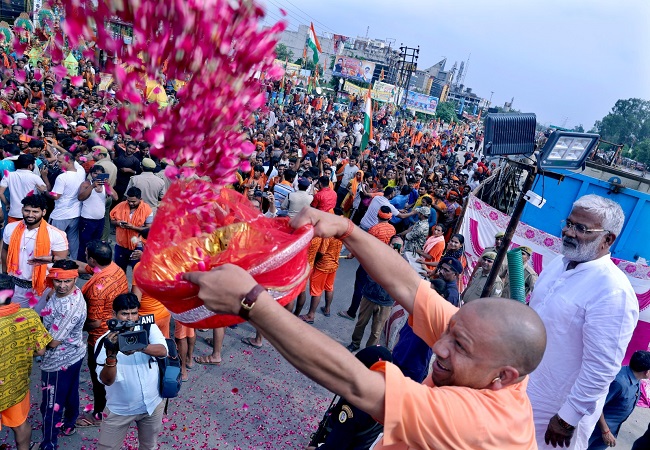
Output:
[78,166,118,262]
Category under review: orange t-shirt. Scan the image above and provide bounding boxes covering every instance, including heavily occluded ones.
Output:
[368,222,396,245]
[132,265,170,322]
[313,237,343,273]
[83,263,129,345]
[370,280,536,449]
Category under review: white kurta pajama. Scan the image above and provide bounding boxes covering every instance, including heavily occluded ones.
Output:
[527,253,638,449]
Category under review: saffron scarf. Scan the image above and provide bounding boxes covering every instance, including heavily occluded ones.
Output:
[7,220,51,296]
[111,201,152,250]
[423,235,445,255]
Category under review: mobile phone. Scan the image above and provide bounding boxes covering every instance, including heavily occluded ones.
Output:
[96,173,109,182]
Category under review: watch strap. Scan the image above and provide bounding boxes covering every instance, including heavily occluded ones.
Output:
[239,284,266,319]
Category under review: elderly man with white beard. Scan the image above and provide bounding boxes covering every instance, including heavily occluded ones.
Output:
[527,194,638,449]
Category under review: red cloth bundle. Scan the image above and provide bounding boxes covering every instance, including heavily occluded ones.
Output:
[133,179,313,328]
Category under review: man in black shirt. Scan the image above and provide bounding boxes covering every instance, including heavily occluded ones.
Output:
[308,346,392,450]
[114,141,141,200]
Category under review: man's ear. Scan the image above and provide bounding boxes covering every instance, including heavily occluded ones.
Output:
[488,366,521,391]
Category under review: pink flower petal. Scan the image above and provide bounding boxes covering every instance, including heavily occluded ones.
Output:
[0,289,14,303]
[70,75,84,87]
[51,65,68,79]
[14,70,26,84]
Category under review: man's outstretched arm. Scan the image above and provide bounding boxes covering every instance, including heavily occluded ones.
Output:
[183,265,387,420]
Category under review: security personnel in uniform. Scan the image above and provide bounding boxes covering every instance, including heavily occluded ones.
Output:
[499,246,538,300]
[307,346,393,450]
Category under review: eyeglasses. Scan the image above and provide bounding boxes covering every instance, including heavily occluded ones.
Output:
[561,219,608,235]
[482,257,494,262]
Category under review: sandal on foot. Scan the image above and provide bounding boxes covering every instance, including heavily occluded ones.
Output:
[320,306,331,317]
[75,415,101,428]
[299,315,314,324]
[337,311,355,321]
[194,355,222,366]
[241,337,263,349]
[61,426,76,436]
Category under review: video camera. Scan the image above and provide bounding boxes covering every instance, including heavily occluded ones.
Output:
[105,314,155,353]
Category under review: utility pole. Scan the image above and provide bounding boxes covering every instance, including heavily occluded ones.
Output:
[395,44,419,110]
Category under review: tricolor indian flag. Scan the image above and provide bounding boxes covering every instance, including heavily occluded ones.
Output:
[360,87,373,151]
[307,22,322,64]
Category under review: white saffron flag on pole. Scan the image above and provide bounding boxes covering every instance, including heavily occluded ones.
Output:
[307,22,322,64]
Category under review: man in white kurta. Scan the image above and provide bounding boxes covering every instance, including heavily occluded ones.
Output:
[527,195,638,450]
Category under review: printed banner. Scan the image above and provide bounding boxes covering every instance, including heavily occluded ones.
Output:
[332,34,349,54]
[332,56,375,83]
[405,90,438,114]
[344,82,391,102]
[98,73,113,91]
[459,194,650,404]
[273,59,301,76]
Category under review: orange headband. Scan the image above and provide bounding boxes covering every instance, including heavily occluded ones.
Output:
[46,268,79,287]
[378,210,393,220]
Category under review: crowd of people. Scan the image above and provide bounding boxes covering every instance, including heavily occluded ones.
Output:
[0,43,649,450]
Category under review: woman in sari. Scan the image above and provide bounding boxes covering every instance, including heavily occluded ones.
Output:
[415,224,446,267]
[419,233,469,291]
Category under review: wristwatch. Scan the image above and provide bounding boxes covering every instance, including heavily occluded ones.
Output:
[239,284,266,319]
[555,414,575,430]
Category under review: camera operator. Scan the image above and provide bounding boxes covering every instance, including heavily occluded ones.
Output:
[95,293,168,450]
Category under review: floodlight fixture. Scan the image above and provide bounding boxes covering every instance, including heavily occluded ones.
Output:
[538,131,600,170]
[483,113,537,157]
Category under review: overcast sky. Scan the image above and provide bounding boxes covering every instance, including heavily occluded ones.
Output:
[261,0,650,129]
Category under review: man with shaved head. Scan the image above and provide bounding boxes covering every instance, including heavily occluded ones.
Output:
[184,207,547,449]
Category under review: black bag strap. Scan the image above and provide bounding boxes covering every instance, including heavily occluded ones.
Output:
[94,336,106,363]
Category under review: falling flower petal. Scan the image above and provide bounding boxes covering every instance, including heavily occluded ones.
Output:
[0,289,14,303]
[51,65,68,79]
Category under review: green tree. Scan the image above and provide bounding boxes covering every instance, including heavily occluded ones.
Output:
[595,98,650,146]
[630,139,650,166]
[435,101,458,123]
[275,44,293,62]
[573,124,585,132]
